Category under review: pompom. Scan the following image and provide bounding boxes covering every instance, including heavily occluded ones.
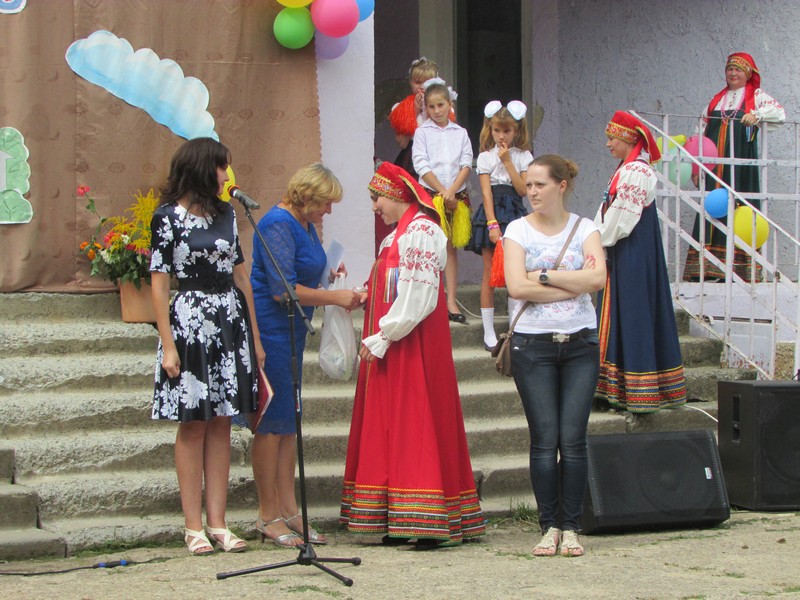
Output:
[450,200,472,248]
[489,238,505,288]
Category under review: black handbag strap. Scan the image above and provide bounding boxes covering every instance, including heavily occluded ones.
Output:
[508,215,582,333]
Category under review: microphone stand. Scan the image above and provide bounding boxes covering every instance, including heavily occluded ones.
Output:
[217,201,361,587]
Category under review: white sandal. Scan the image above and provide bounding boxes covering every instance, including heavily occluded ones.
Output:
[206,526,247,553]
[284,513,328,545]
[184,528,214,556]
[532,527,560,557]
[560,530,584,557]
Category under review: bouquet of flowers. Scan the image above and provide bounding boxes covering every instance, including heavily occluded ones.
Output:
[78,185,158,289]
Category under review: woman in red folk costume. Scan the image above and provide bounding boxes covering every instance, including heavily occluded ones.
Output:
[594,111,687,413]
[684,52,785,281]
[340,162,485,549]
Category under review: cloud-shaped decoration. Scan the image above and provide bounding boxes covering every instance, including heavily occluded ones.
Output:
[65,30,217,141]
[0,127,32,224]
[0,0,27,15]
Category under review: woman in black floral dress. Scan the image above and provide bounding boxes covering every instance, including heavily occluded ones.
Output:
[149,138,264,555]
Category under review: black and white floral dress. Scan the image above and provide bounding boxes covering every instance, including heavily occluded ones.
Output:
[149,202,257,422]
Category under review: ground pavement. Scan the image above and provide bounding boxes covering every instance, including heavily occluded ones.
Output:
[0,510,798,599]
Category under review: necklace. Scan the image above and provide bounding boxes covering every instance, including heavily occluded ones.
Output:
[720,89,744,122]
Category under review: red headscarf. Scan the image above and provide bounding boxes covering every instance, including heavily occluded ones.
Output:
[706,52,761,118]
[604,111,660,199]
[368,162,436,211]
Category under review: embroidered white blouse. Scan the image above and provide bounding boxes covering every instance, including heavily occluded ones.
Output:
[700,87,785,132]
[362,213,448,359]
[594,157,657,248]
[476,147,534,186]
[412,119,473,191]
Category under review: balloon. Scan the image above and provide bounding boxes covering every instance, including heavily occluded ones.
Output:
[273,7,315,50]
[656,134,686,154]
[733,206,769,250]
[704,188,729,219]
[684,135,718,176]
[277,0,312,6]
[667,159,693,187]
[219,165,236,202]
[355,0,375,21]
[315,31,350,60]
[311,0,359,38]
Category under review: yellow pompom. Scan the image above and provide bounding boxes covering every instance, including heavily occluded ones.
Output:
[432,195,450,238]
[451,200,472,248]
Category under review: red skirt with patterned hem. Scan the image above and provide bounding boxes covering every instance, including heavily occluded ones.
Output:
[339,241,486,542]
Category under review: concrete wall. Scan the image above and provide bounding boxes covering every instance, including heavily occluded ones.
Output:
[530,0,799,223]
[317,18,376,286]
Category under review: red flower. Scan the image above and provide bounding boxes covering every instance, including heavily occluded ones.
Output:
[87,249,96,260]
[77,185,91,197]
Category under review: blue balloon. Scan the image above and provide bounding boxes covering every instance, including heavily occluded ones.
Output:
[355,0,374,21]
[704,188,729,219]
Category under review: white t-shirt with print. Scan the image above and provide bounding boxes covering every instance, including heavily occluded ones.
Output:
[503,213,599,334]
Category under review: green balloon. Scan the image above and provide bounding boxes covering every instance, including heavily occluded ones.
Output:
[273,7,315,50]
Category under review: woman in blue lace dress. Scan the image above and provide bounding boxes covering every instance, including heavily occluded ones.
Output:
[150,138,264,555]
[250,163,362,548]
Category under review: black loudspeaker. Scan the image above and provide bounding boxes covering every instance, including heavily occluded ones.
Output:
[717,380,800,510]
[581,430,729,534]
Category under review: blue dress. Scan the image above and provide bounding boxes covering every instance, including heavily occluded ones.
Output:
[250,206,326,434]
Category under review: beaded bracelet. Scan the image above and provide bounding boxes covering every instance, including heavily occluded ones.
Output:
[487,223,500,231]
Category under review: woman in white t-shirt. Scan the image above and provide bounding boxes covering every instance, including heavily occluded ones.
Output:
[504,154,605,559]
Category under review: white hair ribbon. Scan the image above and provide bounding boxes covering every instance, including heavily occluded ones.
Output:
[484,100,527,120]
[484,100,502,118]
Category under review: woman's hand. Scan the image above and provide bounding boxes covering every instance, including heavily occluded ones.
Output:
[162,346,181,379]
[335,289,363,311]
[359,343,378,362]
[328,263,348,285]
[498,142,511,164]
[489,228,502,244]
[741,112,759,126]
[254,339,266,369]
[442,188,458,210]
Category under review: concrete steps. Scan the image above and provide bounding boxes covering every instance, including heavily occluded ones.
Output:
[0,289,755,555]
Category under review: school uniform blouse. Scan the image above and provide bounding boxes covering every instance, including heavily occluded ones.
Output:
[412,119,473,192]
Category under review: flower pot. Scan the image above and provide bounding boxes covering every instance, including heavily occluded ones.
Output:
[119,281,157,323]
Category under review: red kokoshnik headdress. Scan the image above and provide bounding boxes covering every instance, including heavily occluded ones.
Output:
[604,111,660,200]
[368,162,436,212]
[706,52,761,119]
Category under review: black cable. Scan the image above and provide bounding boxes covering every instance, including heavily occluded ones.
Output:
[0,557,165,576]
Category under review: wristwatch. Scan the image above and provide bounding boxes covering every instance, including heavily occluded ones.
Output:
[539,269,549,285]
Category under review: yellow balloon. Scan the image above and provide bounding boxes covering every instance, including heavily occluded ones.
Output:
[656,134,687,153]
[277,0,313,6]
[733,206,769,249]
[219,165,236,202]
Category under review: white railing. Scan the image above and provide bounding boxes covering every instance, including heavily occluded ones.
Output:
[631,111,800,379]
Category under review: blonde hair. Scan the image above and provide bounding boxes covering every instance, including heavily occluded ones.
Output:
[530,154,579,196]
[478,107,530,153]
[409,57,438,82]
[284,163,343,217]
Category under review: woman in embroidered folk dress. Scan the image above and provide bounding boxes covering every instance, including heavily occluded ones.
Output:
[150,138,263,555]
[504,155,606,557]
[684,52,785,281]
[340,162,486,549]
[594,112,687,413]
[249,163,362,549]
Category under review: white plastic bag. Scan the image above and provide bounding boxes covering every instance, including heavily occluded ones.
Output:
[319,275,358,380]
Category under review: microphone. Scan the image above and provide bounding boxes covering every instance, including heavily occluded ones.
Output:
[228,186,260,210]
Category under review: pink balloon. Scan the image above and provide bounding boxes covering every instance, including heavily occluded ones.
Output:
[316,31,350,60]
[684,135,719,176]
[311,0,359,38]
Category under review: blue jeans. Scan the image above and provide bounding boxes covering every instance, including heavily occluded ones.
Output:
[511,331,599,532]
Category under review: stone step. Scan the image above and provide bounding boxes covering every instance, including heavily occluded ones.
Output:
[684,365,756,401]
[0,527,66,561]
[680,336,724,367]
[0,482,39,529]
[10,417,533,478]
[0,292,122,323]
[0,321,158,357]
[0,380,522,438]
[0,447,14,482]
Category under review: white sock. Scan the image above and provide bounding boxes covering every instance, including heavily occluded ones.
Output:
[481,308,498,347]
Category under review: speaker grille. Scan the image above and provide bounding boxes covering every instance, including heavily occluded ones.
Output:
[582,430,729,534]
